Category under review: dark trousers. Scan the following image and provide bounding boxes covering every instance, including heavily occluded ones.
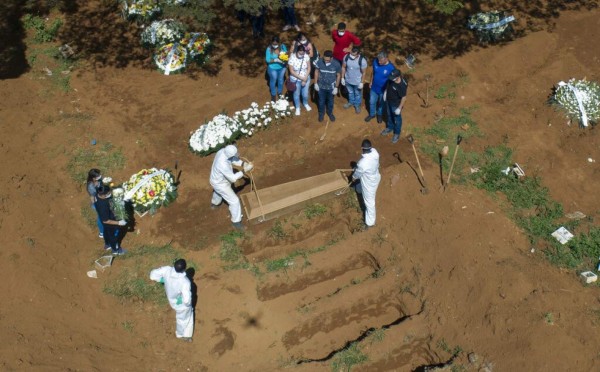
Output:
[283,6,297,26]
[317,89,334,118]
[250,11,266,38]
[103,224,119,251]
[385,101,403,135]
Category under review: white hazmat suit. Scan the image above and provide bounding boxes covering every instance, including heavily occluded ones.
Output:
[149,266,194,339]
[210,145,245,223]
[353,148,381,227]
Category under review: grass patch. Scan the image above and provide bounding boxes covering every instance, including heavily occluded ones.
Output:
[81,201,97,228]
[437,338,463,356]
[367,328,386,344]
[434,81,457,99]
[544,312,554,325]
[219,230,245,263]
[103,244,185,305]
[304,203,327,219]
[330,342,368,371]
[267,220,288,240]
[66,142,126,183]
[23,14,63,43]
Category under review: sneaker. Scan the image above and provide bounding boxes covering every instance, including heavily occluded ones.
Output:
[210,203,221,210]
[318,115,324,122]
[364,115,375,122]
[293,25,301,32]
[271,95,276,102]
[282,25,291,31]
[112,248,128,256]
[328,114,336,122]
[376,115,383,123]
[232,222,244,230]
[380,128,392,136]
[355,106,361,114]
[179,337,193,343]
[343,102,353,109]
[304,104,312,112]
[104,245,112,251]
[392,134,400,143]
[295,108,301,116]
[99,233,104,239]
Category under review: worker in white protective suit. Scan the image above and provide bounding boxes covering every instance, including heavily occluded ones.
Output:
[149,259,194,342]
[352,139,381,228]
[210,145,254,230]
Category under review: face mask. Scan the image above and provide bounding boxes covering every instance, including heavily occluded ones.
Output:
[297,53,305,58]
[272,44,279,49]
[338,31,345,36]
[300,39,307,44]
[350,54,357,59]
[95,175,102,182]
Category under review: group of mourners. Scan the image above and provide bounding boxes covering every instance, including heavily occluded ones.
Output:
[266,22,409,144]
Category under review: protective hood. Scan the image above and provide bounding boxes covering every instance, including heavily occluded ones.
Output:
[224,145,238,159]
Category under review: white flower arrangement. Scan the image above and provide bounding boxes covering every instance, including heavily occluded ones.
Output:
[163,0,188,4]
[189,97,292,156]
[467,11,515,42]
[122,0,161,22]
[141,19,185,47]
[552,78,600,127]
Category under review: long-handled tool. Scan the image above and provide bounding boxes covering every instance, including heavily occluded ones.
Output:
[438,146,448,187]
[407,134,429,194]
[444,135,463,191]
[315,119,330,144]
[334,169,355,196]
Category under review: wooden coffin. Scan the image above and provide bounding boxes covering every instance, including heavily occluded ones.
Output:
[240,170,349,223]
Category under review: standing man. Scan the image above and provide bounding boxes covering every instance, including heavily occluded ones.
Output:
[364,51,395,124]
[313,50,342,122]
[381,69,408,143]
[281,0,300,31]
[150,259,193,342]
[341,46,368,114]
[352,139,381,228]
[94,185,127,255]
[331,22,361,64]
[210,145,253,230]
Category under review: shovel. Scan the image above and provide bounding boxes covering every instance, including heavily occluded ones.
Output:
[315,119,330,144]
[444,135,463,191]
[407,134,429,194]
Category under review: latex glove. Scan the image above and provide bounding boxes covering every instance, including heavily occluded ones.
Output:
[314,84,319,92]
[358,82,364,89]
[394,107,401,115]
[234,171,244,180]
[383,90,387,101]
[243,162,254,173]
[341,78,346,86]
[176,295,183,305]
[117,220,127,226]
[274,58,282,63]
[332,87,338,95]
[159,277,165,284]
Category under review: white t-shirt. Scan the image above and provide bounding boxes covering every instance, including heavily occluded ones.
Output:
[288,54,311,82]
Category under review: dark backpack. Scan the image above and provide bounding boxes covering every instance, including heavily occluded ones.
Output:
[344,53,366,71]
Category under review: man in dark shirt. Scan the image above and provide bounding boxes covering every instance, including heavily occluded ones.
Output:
[381,69,408,143]
[313,50,342,122]
[95,185,128,255]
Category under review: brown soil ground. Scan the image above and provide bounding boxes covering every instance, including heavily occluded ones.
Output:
[1,2,600,371]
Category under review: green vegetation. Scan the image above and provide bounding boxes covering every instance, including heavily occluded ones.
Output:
[80,201,97,228]
[434,81,457,99]
[66,142,126,182]
[544,312,554,325]
[304,203,327,219]
[367,328,386,344]
[22,14,63,43]
[263,245,328,273]
[122,320,135,332]
[437,338,463,356]
[103,244,186,305]
[423,0,464,14]
[331,342,368,372]
[267,220,288,240]
[219,230,246,263]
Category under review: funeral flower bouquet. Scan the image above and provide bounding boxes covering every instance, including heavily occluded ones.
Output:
[110,187,129,221]
[122,0,161,22]
[122,168,178,214]
[182,32,211,65]
[189,115,243,156]
[154,43,187,75]
[552,78,600,127]
[189,97,292,156]
[467,11,515,42]
[278,51,289,62]
[141,19,186,47]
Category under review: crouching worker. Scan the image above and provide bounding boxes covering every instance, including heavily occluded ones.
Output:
[352,139,381,228]
[210,144,254,230]
[150,259,193,342]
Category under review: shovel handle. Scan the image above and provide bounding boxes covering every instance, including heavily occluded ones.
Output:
[407,134,415,144]
[457,134,463,145]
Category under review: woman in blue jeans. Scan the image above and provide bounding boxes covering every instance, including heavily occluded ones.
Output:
[86,168,104,239]
[287,45,312,116]
[265,36,288,101]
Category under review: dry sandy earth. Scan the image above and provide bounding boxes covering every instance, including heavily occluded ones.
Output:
[1,2,600,371]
